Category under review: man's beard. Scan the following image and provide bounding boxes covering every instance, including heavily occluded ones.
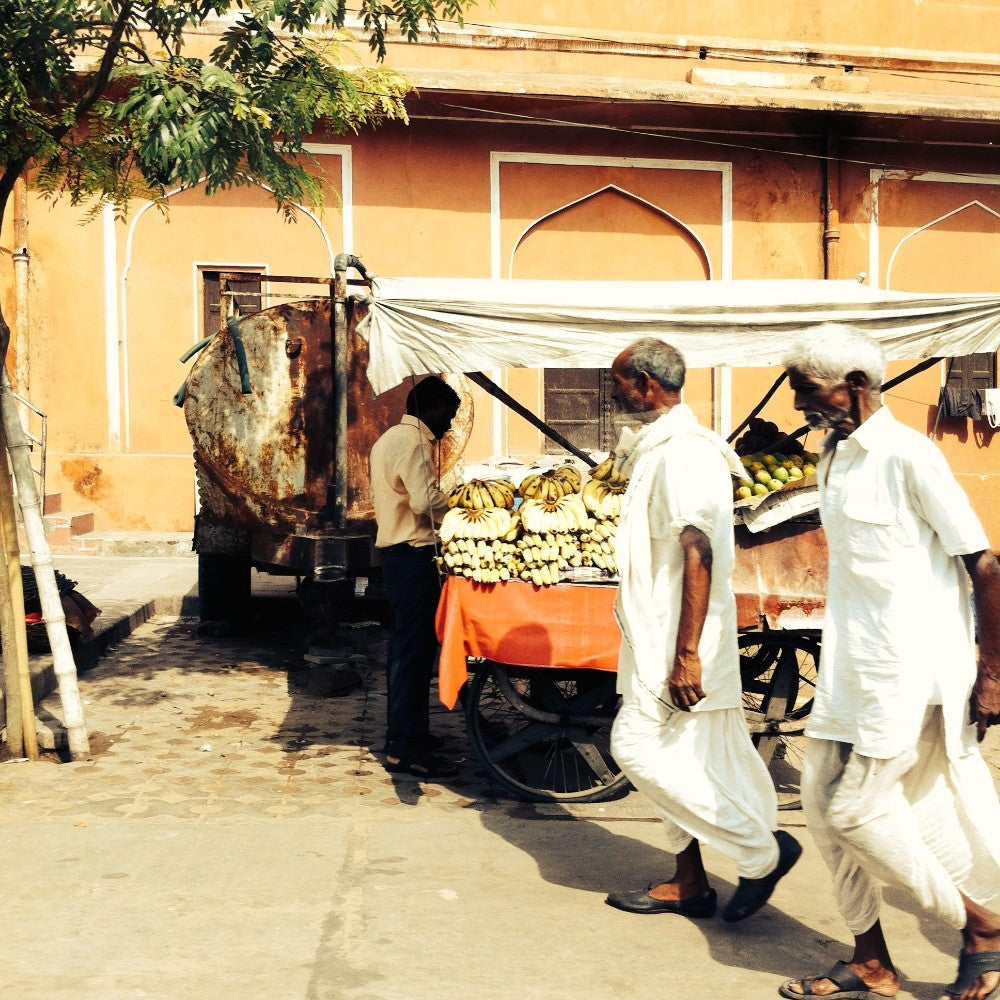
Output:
[803,407,851,431]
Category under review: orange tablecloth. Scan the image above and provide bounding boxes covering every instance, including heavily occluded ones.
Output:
[435,576,621,709]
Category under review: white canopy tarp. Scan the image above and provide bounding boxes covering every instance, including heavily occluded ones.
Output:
[357,277,1000,396]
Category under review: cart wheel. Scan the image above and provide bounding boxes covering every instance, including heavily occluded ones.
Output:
[739,631,821,811]
[465,663,629,803]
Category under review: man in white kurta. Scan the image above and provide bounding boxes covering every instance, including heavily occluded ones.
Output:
[781,326,1000,1000]
[604,338,801,923]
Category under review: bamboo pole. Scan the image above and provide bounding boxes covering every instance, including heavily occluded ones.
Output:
[1,371,89,758]
[0,449,25,757]
[0,416,37,758]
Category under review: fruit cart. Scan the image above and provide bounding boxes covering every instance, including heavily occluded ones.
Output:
[435,510,825,806]
[355,268,1000,804]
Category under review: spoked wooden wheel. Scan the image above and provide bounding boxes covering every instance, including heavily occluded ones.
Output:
[740,630,821,811]
[464,663,629,803]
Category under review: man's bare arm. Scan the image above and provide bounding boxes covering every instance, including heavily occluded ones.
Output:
[670,525,712,711]
[962,549,1000,741]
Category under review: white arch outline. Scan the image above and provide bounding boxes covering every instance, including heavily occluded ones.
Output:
[489,151,732,447]
[506,182,713,279]
[868,168,1000,290]
[885,199,1000,290]
[868,169,1000,395]
[111,144,351,451]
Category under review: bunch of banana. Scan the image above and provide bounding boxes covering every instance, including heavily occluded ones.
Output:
[519,493,588,534]
[579,518,619,574]
[518,465,582,503]
[448,478,516,511]
[438,535,520,584]
[512,529,583,586]
[582,476,628,519]
[438,505,513,543]
[553,462,583,491]
[589,455,629,489]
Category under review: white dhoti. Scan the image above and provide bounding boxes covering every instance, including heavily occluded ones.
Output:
[803,707,1000,935]
[611,701,780,879]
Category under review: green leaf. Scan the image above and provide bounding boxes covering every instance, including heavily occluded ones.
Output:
[0,0,471,223]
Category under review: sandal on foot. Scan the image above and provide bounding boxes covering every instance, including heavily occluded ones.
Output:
[778,961,882,999]
[605,885,717,917]
[384,754,458,779]
[722,829,802,922]
[945,950,1000,1000]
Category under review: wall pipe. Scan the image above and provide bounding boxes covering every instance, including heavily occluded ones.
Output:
[823,125,841,280]
[12,177,29,400]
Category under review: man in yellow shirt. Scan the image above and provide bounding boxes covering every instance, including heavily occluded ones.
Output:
[370,376,461,779]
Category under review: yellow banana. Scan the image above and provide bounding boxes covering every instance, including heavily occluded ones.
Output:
[554,464,582,491]
[482,481,501,508]
[582,478,606,514]
[590,456,614,481]
[518,473,540,499]
[438,507,465,543]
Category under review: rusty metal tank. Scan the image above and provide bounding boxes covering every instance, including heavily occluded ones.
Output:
[183,295,473,539]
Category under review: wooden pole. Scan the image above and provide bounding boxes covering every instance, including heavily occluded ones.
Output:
[1,371,88,758]
[464,370,596,466]
[0,448,24,757]
[0,416,37,759]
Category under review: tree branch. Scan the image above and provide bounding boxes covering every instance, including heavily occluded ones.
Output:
[50,2,137,146]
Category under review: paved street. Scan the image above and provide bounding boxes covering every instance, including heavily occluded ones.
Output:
[2,602,999,1000]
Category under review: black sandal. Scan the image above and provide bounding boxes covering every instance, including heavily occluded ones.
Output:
[384,754,458,779]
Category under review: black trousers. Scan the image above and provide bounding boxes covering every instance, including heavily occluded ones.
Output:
[380,544,441,757]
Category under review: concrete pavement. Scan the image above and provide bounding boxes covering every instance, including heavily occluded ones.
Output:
[1,558,999,999]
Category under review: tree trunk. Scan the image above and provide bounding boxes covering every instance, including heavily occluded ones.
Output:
[1,371,89,758]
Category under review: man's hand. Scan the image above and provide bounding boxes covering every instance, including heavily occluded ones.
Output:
[668,651,707,711]
[970,666,1000,742]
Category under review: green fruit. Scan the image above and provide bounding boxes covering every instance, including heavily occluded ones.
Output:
[767,479,784,492]
[787,466,804,480]
[736,486,753,500]
[755,469,772,485]
[773,467,790,483]
[752,483,769,497]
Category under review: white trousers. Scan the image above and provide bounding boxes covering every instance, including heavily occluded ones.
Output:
[611,701,780,879]
[803,707,1000,935]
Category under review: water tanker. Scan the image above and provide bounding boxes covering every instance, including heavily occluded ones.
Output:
[181,255,472,621]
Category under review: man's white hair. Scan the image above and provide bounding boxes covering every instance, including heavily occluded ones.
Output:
[782,324,886,389]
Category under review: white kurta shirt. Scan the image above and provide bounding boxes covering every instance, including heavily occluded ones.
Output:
[809,405,990,759]
[613,404,744,718]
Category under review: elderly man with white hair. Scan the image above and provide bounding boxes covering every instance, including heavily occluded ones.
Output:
[779,325,1000,1000]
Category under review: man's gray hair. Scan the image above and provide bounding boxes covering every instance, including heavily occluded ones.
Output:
[782,324,886,389]
[620,337,686,391]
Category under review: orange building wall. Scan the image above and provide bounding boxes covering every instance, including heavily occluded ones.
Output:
[4,4,1000,542]
[485,0,1000,53]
